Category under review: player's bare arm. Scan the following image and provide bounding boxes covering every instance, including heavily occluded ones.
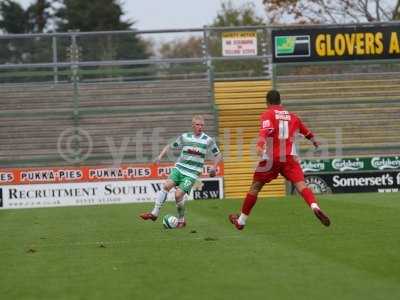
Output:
[256,135,269,161]
[256,143,266,159]
[155,144,170,163]
[298,118,320,148]
[209,152,222,177]
[310,137,321,149]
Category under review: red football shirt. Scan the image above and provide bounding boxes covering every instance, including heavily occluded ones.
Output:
[257,105,313,159]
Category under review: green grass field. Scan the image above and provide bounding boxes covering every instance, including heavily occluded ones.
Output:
[1,193,399,300]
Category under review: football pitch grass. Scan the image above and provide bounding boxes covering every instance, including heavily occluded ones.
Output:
[1,193,399,300]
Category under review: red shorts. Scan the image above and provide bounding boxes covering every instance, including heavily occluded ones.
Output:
[253,155,304,184]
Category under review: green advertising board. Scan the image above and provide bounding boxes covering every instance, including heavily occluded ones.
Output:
[301,156,400,173]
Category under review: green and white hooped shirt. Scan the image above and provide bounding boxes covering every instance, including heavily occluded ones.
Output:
[171,132,220,180]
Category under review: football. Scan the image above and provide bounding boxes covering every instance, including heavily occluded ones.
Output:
[162,214,179,229]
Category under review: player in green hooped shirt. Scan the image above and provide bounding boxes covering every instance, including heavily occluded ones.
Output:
[140,115,222,228]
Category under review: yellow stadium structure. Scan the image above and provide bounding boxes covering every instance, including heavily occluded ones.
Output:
[214,80,286,199]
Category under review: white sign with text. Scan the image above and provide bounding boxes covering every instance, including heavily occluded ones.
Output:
[222,31,257,56]
[0,178,223,209]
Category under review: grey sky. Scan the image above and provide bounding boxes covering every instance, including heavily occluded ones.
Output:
[17,0,267,30]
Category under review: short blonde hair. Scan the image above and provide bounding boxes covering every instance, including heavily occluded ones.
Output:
[192,115,205,123]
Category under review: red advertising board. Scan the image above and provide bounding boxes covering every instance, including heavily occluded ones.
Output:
[0,162,224,185]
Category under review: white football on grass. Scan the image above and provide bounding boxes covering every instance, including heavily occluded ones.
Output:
[162,214,178,229]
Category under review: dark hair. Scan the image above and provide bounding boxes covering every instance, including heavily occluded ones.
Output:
[266,90,281,105]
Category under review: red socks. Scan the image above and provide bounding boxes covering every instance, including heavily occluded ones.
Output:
[241,193,258,215]
[300,187,317,207]
[241,188,316,216]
